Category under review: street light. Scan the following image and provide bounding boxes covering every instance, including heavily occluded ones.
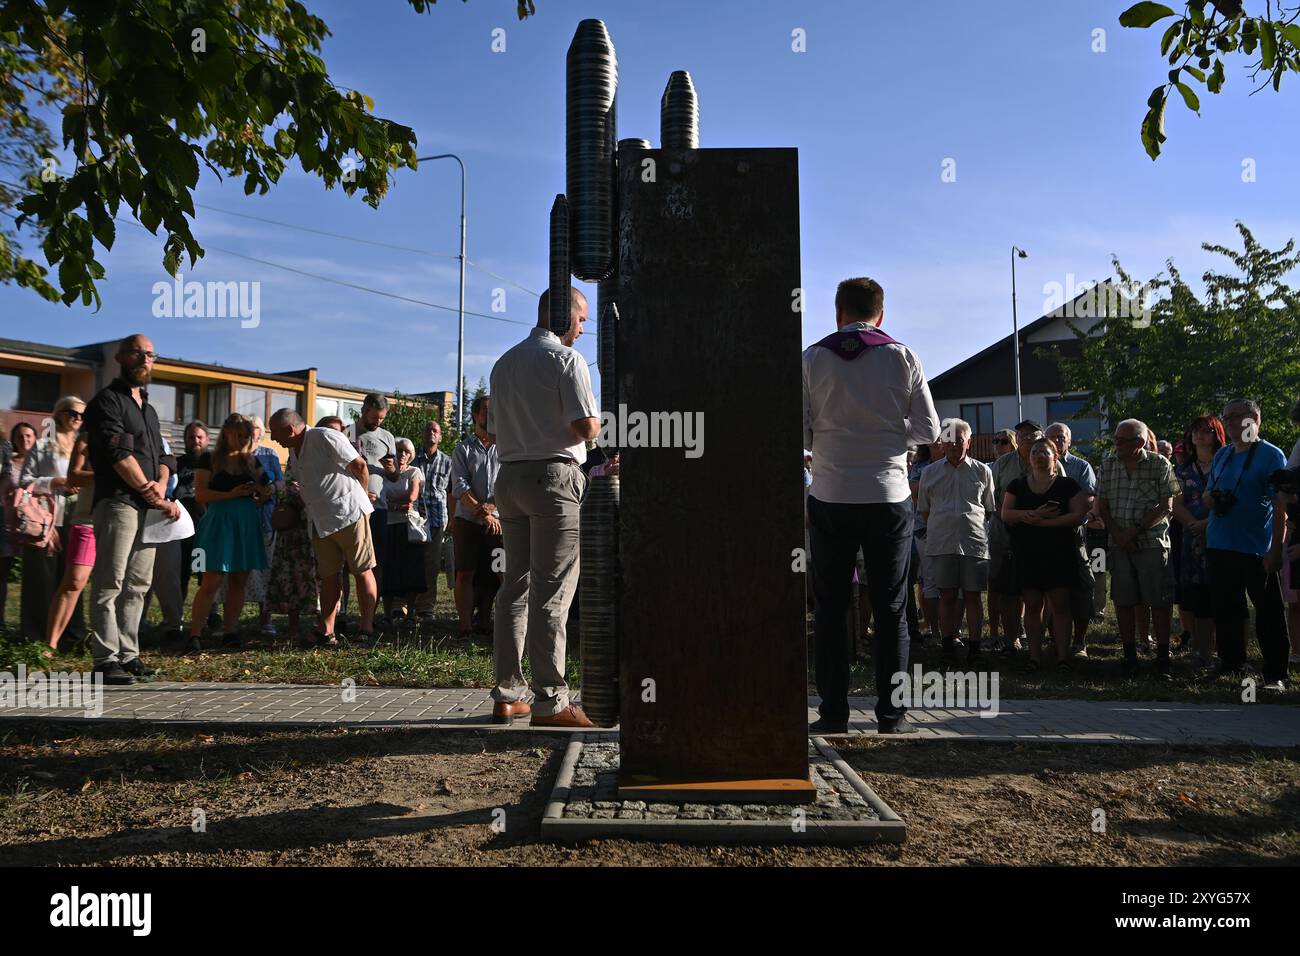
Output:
[1011,245,1028,424]
[417,153,467,434]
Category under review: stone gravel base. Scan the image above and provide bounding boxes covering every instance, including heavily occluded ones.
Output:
[541,734,905,844]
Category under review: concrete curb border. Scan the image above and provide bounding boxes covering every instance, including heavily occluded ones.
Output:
[540,734,906,845]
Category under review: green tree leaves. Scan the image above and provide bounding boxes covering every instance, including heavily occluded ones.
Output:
[1120,2,1177,28]
[1121,2,1300,159]
[1,0,537,306]
[1051,224,1300,457]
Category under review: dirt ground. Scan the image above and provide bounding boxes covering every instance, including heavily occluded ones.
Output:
[0,722,1296,866]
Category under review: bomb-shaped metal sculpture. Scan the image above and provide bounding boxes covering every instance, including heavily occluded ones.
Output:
[580,474,620,727]
[566,19,618,282]
[660,70,699,149]
[549,194,572,338]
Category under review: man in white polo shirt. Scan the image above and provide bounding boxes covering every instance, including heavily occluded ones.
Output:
[486,287,601,727]
[269,408,377,647]
[804,277,940,735]
[917,418,995,667]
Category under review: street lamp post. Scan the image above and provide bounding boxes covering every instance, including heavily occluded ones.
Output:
[1011,245,1028,424]
[417,153,467,434]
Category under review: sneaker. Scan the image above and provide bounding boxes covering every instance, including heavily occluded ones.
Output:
[121,658,156,678]
[1261,680,1286,693]
[1072,646,1089,660]
[94,662,135,686]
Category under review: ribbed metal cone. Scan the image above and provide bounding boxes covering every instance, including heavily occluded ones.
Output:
[566,19,618,282]
[549,194,571,338]
[660,70,699,149]
[580,474,619,727]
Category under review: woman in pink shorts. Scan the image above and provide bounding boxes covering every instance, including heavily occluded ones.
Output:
[44,433,96,656]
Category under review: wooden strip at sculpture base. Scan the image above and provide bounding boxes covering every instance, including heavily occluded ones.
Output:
[618,776,816,804]
[616,148,806,798]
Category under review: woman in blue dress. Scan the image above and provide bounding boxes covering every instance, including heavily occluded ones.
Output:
[189,414,272,650]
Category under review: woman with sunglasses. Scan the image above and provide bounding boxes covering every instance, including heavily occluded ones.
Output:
[17,396,89,651]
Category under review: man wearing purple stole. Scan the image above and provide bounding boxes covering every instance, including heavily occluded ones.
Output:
[803,278,940,734]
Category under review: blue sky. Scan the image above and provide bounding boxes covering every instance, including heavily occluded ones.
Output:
[3,0,1298,396]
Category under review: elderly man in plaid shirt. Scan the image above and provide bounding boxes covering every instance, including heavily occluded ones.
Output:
[1097,418,1180,679]
[411,420,453,621]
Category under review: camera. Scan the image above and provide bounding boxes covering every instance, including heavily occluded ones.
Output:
[1209,488,1238,517]
[1269,466,1300,494]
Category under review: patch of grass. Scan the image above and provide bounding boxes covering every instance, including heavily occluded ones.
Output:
[3,564,1295,703]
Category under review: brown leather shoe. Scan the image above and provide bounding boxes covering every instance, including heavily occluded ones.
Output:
[530,704,594,728]
[492,700,532,724]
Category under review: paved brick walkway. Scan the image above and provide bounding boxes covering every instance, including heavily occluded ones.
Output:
[1,682,1298,745]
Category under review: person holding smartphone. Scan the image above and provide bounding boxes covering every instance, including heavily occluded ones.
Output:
[189,414,272,650]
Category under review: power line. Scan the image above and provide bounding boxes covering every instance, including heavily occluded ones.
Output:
[193,201,541,296]
[193,202,461,259]
[113,215,532,327]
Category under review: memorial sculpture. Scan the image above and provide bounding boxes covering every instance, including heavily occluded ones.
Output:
[561,19,810,802]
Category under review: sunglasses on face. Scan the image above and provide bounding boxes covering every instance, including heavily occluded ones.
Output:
[61,410,83,420]
[123,349,157,361]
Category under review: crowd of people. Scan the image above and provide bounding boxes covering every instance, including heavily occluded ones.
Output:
[3,280,1297,734]
[804,278,1298,734]
[2,296,599,731]
[0,335,509,687]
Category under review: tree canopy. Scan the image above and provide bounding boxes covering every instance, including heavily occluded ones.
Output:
[1120,1,1300,158]
[0,0,535,306]
[1051,223,1300,456]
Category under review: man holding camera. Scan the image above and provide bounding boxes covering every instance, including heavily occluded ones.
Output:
[1205,399,1289,691]
[1097,419,1178,679]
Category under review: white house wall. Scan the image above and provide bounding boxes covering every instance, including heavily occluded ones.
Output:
[934,392,1059,433]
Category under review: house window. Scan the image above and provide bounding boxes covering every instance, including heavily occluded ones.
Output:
[0,369,60,412]
[147,381,200,424]
[959,402,994,435]
[207,384,230,425]
[268,391,298,420]
[233,385,266,420]
[314,397,340,423]
[1046,396,1101,453]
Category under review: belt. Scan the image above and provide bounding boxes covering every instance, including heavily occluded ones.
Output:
[502,457,579,466]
